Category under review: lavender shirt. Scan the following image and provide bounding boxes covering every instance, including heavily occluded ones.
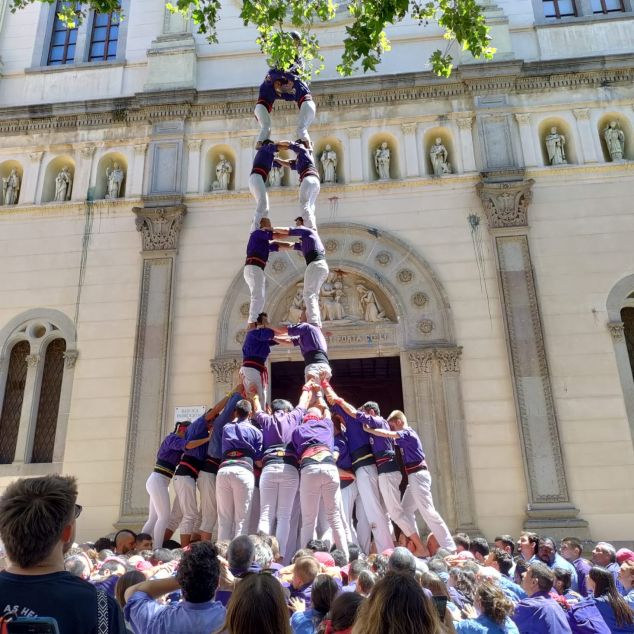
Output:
[292,417,335,457]
[289,226,325,264]
[156,433,187,467]
[394,427,426,465]
[181,414,210,462]
[245,229,278,267]
[287,322,328,364]
[242,327,277,363]
[255,407,305,450]
[221,420,263,460]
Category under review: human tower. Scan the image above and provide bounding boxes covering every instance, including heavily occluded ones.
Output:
[143,34,456,564]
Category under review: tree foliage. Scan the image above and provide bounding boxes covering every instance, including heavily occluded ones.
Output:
[10,0,495,78]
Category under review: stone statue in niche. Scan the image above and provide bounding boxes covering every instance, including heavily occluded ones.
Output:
[105,162,125,199]
[374,142,391,180]
[545,127,567,165]
[54,167,72,201]
[603,121,625,161]
[212,154,232,191]
[2,169,20,205]
[320,145,338,183]
[320,271,347,321]
[283,283,305,323]
[268,154,284,187]
[356,283,386,322]
[429,138,452,176]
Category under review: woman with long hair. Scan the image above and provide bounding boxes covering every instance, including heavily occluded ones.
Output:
[455,582,518,633]
[352,571,446,634]
[588,566,634,633]
[291,574,339,634]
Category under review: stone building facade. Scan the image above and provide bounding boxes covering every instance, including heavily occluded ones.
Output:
[0,0,633,542]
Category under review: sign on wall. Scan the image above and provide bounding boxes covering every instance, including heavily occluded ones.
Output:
[174,405,206,425]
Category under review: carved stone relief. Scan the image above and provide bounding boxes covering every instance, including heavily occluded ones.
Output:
[210,358,241,384]
[133,205,187,251]
[476,179,534,230]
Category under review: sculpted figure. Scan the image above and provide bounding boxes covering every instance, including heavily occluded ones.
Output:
[356,284,385,322]
[320,144,338,183]
[320,272,346,321]
[429,137,451,176]
[545,127,567,165]
[54,167,72,201]
[285,284,305,323]
[604,121,625,161]
[105,162,124,199]
[2,169,20,205]
[268,154,284,187]
[374,142,391,180]
[213,154,232,190]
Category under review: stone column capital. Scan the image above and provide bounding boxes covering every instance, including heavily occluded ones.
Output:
[133,205,187,252]
[607,321,625,341]
[476,178,534,230]
[407,347,462,374]
[347,127,363,139]
[187,139,202,152]
[134,143,148,155]
[514,113,532,125]
[25,353,40,368]
[573,108,591,121]
[457,116,474,130]
[63,350,79,369]
[210,357,241,384]
[79,145,96,159]
[29,151,44,163]
[401,122,418,135]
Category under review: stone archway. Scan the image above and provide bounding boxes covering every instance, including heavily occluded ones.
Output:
[211,222,480,534]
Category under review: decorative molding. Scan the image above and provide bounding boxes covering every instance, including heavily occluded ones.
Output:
[573,108,591,121]
[347,127,363,139]
[514,113,532,125]
[133,205,187,251]
[79,145,96,159]
[28,151,44,163]
[62,350,79,368]
[401,122,418,135]
[436,347,462,373]
[187,139,202,151]
[417,319,434,335]
[411,292,429,308]
[350,241,365,255]
[210,358,241,384]
[477,178,534,229]
[408,347,462,374]
[456,116,474,130]
[134,143,148,155]
[25,353,39,368]
[607,321,625,341]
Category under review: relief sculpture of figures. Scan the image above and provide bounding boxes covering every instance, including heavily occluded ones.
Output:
[320,144,338,183]
[2,168,20,205]
[54,166,72,202]
[429,137,452,176]
[356,283,386,322]
[105,161,125,199]
[604,121,625,161]
[374,142,391,180]
[320,271,346,321]
[212,154,232,191]
[283,283,305,323]
[545,126,567,165]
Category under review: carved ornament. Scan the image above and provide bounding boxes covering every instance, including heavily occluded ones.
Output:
[25,353,40,368]
[210,358,241,384]
[476,178,534,229]
[63,350,79,369]
[607,321,625,341]
[133,205,187,251]
[408,347,462,374]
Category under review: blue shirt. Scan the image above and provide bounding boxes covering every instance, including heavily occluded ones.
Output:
[125,591,225,634]
[456,615,520,634]
[626,589,634,609]
[208,392,242,460]
[242,327,277,363]
[545,553,579,592]
[594,595,634,632]
[221,420,263,461]
[566,597,611,634]
[181,414,210,462]
[291,608,323,634]
[512,591,572,633]
[572,557,592,597]
[498,575,528,602]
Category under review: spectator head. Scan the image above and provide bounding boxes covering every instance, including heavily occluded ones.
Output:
[222,572,291,634]
[330,549,347,568]
[259,534,282,563]
[0,474,78,569]
[453,533,471,553]
[235,399,252,420]
[560,537,583,563]
[537,537,557,566]
[215,539,230,558]
[349,559,369,582]
[347,543,360,563]
[387,547,416,575]
[177,541,220,603]
[352,572,442,634]
[553,567,572,595]
[477,567,501,585]
[113,529,136,555]
[420,571,450,599]
[256,312,269,326]
[292,556,320,589]
[99,559,127,577]
[494,534,515,556]
[307,539,327,552]
[326,592,364,633]
[151,547,175,565]
[134,533,152,552]
[228,535,255,574]
[271,398,293,414]
[449,567,477,604]
[485,548,513,577]
[475,582,515,625]
[522,562,555,596]
[361,401,380,417]
[94,537,114,552]
[311,574,339,616]
[592,542,617,567]
[254,542,274,570]
[65,555,90,580]
[293,548,315,563]
[513,557,529,587]
[619,560,634,592]
[372,554,389,578]
[356,570,376,597]
[617,549,634,565]
[518,532,540,561]
[114,569,145,608]
[588,566,634,628]
[469,537,490,563]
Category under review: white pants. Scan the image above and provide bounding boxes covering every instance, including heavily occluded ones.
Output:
[142,472,172,547]
[197,471,218,537]
[248,485,260,535]
[254,103,272,144]
[304,362,331,383]
[243,265,266,325]
[356,464,393,553]
[166,494,183,533]
[296,100,316,144]
[239,365,266,404]
[402,469,456,550]
[303,259,329,327]
[285,490,302,563]
[258,463,299,557]
[299,175,319,230]
[299,463,348,559]
[379,470,416,537]
[172,474,199,536]
[341,481,371,552]
[216,465,255,540]
[320,487,354,545]
[248,173,269,232]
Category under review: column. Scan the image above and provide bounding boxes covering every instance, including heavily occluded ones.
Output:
[130,144,147,198]
[573,108,600,164]
[13,353,42,464]
[456,115,477,173]
[515,114,539,168]
[401,123,419,178]
[72,145,96,202]
[347,127,363,183]
[210,358,241,402]
[238,136,254,191]
[477,175,589,537]
[22,151,44,204]
[118,205,187,527]
[186,139,202,194]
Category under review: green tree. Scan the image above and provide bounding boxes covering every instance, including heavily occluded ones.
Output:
[10,0,494,78]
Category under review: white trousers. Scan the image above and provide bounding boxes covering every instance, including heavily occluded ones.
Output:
[258,463,299,557]
[197,471,218,537]
[142,472,172,547]
[303,259,329,327]
[166,494,183,533]
[254,103,272,144]
[379,470,416,537]
[304,362,332,383]
[216,465,255,541]
[296,100,316,144]
[248,485,260,535]
[299,175,319,230]
[356,464,393,553]
[243,265,266,325]
[299,463,348,559]
[319,487,354,545]
[341,481,371,553]
[248,173,269,232]
[172,474,199,536]
[402,469,456,550]
[239,365,266,405]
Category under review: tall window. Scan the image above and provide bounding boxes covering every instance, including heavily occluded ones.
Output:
[543,0,577,17]
[0,341,30,464]
[591,0,625,12]
[89,12,120,61]
[47,1,78,66]
[622,307,634,381]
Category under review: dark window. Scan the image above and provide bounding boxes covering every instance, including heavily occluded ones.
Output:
[31,338,66,464]
[0,341,30,464]
[47,1,78,66]
[89,11,119,61]
[622,308,634,382]
[543,0,577,17]
[591,0,625,12]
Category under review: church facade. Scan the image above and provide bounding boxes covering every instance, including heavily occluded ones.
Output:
[0,0,633,543]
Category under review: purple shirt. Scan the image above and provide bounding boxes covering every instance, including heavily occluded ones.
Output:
[572,558,592,597]
[255,407,305,451]
[394,427,425,465]
[242,327,277,363]
[512,592,572,633]
[567,598,611,634]
[289,226,325,264]
[208,392,242,460]
[287,322,328,362]
[251,142,282,179]
[357,411,396,460]
[288,142,319,182]
[330,403,373,460]
[181,414,210,462]
[335,432,352,471]
[156,433,187,467]
[221,420,263,461]
[245,229,279,268]
[292,417,335,457]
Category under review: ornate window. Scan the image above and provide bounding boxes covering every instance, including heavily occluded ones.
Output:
[88,11,120,62]
[542,0,578,17]
[591,0,625,12]
[0,341,30,464]
[47,1,78,66]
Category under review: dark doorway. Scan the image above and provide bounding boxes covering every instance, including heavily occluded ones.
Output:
[271,356,404,414]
